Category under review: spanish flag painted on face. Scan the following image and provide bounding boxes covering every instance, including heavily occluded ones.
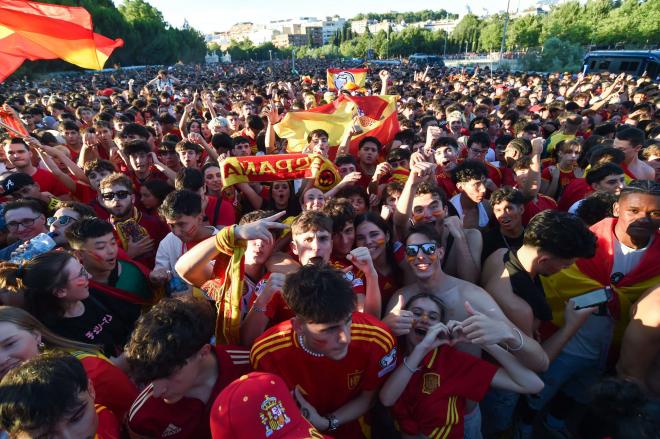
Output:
[326,68,368,91]
[0,0,123,82]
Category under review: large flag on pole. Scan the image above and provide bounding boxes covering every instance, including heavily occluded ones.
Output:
[274,95,400,156]
[326,68,368,91]
[0,0,124,82]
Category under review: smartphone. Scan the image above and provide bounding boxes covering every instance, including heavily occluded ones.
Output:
[572,288,611,310]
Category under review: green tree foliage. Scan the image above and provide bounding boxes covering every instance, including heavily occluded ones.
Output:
[507,14,541,50]
[521,37,585,72]
[352,9,458,22]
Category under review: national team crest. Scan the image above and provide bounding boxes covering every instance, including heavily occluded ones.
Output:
[422,373,440,395]
[333,71,355,91]
[259,394,291,437]
[347,370,363,390]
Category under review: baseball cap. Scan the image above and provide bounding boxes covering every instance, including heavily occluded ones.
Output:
[210,372,325,439]
[0,173,35,196]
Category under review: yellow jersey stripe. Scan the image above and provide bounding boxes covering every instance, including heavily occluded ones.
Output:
[250,334,292,362]
[351,335,388,352]
[351,329,394,350]
[351,323,395,345]
[252,341,293,366]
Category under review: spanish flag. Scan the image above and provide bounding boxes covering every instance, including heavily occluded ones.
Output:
[274,94,400,157]
[0,0,124,82]
[326,67,368,91]
[541,218,660,346]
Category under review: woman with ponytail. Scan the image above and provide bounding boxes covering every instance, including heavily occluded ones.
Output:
[0,306,137,420]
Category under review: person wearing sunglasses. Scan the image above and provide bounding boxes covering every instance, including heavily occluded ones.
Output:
[383,222,549,439]
[47,201,95,248]
[98,173,169,269]
[0,199,49,261]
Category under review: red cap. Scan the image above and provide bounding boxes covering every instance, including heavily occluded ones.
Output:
[210,372,325,439]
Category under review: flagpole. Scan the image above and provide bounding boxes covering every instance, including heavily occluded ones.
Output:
[0,120,25,137]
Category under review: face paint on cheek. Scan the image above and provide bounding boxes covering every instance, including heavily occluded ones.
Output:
[406,255,416,264]
[428,253,438,262]
[432,211,444,218]
[375,238,386,247]
[412,213,425,223]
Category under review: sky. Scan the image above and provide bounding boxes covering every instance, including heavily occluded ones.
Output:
[112,0,543,33]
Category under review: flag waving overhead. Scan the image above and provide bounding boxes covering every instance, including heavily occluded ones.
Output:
[0,0,124,82]
[326,68,368,91]
[273,94,400,156]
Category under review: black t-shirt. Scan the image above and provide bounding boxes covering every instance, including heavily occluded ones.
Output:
[47,288,141,357]
[481,227,524,264]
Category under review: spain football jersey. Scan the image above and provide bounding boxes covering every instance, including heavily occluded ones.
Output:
[128,345,250,439]
[95,404,120,439]
[522,194,558,226]
[392,346,497,439]
[250,312,397,439]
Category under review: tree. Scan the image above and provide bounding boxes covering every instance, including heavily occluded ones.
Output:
[451,14,481,52]
[479,15,504,52]
[507,15,542,50]
[521,37,584,72]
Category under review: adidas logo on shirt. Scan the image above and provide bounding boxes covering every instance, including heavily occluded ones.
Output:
[162,423,182,437]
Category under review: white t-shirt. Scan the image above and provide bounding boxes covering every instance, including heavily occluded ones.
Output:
[611,236,653,277]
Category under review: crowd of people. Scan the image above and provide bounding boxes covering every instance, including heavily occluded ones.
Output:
[0,58,658,439]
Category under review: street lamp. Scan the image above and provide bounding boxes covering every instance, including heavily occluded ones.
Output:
[269,49,272,61]
[499,0,511,66]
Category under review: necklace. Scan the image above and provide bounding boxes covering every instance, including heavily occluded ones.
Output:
[298,335,324,358]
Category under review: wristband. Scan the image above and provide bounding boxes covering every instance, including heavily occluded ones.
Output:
[251,305,267,313]
[402,356,419,374]
[505,327,524,352]
[326,415,339,432]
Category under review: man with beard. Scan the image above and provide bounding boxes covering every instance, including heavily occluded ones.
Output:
[98,173,169,269]
[518,180,660,437]
[395,163,482,284]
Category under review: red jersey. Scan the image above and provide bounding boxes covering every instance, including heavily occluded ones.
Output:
[95,404,121,439]
[557,178,592,211]
[499,166,516,187]
[522,194,558,226]
[74,350,138,421]
[32,167,70,196]
[330,256,365,295]
[128,345,250,439]
[250,312,397,439]
[205,195,236,228]
[392,346,497,438]
[484,162,503,188]
[541,166,580,192]
[111,209,170,269]
[72,178,97,203]
[435,169,459,198]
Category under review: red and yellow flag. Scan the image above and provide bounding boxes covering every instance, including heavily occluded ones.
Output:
[274,94,400,157]
[0,0,124,82]
[326,67,368,91]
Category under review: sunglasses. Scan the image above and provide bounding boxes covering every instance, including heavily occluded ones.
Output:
[405,242,437,257]
[47,215,78,226]
[101,190,131,201]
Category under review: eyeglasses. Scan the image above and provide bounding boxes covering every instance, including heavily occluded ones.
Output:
[405,242,437,257]
[6,216,41,232]
[101,190,131,201]
[68,265,90,282]
[47,215,78,227]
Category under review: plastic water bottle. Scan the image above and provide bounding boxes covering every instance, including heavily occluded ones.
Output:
[167,274,189,296]
[10,233,57,264]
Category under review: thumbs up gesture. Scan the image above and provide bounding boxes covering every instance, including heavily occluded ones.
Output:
[460,301,518,346]
[383,294,414,336]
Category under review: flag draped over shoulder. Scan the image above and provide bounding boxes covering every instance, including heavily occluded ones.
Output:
[541,218,660,345]
[274,94,400,156]
[326,68,368,91]
[0,0,124,82]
